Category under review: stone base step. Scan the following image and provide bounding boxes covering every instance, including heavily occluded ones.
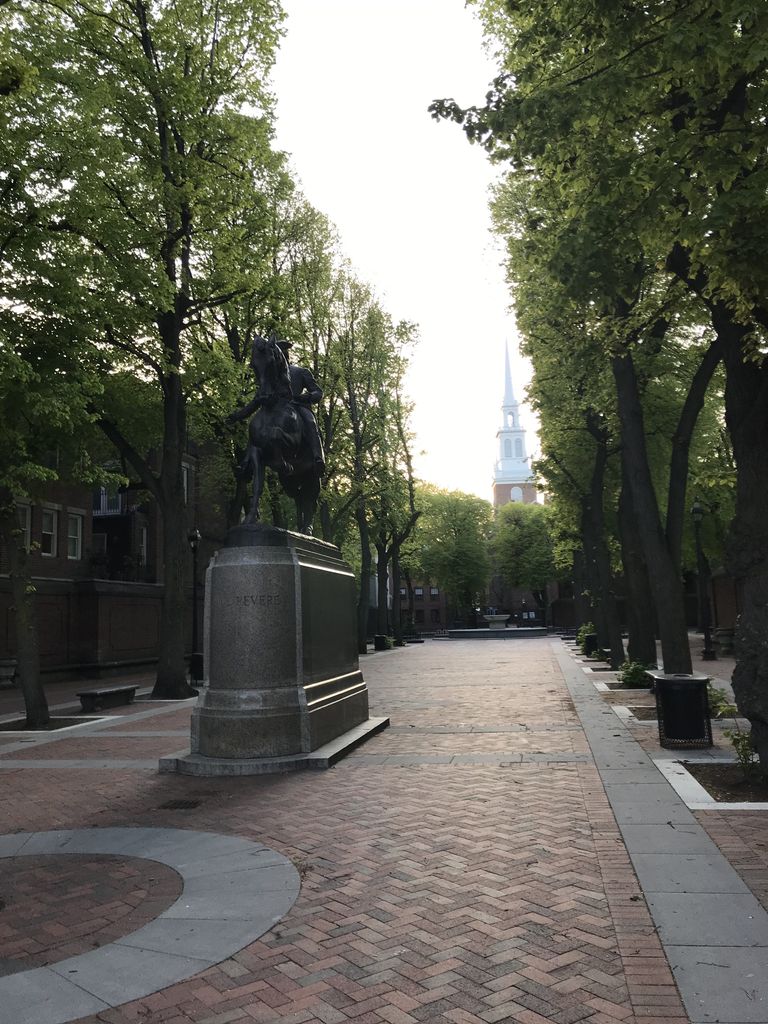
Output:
[159,716,390,776]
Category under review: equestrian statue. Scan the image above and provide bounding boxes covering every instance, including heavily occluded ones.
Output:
[228,333,325,535]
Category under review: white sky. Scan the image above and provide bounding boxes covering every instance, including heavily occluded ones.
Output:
[271,0,537,501]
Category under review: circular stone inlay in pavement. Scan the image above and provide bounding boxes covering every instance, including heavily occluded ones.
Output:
[0,854,184,974]
[0,827,300,1024]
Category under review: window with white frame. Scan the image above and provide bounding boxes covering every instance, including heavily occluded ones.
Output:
[16,504,31,550]
[41,508,58,556]
[67,513,83,560]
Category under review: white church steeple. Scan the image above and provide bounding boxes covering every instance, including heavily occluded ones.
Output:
[492,343,537,506]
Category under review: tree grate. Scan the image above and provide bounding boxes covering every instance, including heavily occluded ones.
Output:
[158,799,201,810]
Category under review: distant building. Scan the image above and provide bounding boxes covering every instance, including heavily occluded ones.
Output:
[399,582,449,633]
[492,344,537,507]
[0,451,207,679]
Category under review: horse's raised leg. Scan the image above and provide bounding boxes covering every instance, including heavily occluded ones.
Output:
[244,446,266,525]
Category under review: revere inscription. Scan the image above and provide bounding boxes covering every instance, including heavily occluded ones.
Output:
[234,593,281,608]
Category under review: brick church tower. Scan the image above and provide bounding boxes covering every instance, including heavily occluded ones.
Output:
[492,345,537,507]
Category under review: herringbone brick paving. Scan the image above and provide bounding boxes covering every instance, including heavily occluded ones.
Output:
[1,640,690,1024]
[696,810,768,912]
[0,855,182,969]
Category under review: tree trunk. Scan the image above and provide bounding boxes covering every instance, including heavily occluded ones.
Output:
[152,490,195,698]
[151,368,196,699]
[612,351,691,672]
[375,540,389,635]
[0,491,48,728]
[580,442,624,668]
[722,339,768,766]
[391,546,404,644]
[403,569,415,634]
[572,550,591,626]
[619,460,658,666]
[665,336,724,568]
[355,499,371,655]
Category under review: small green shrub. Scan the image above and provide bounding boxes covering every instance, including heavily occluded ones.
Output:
[577,621,595,654]
[723,724,759,781]
[617,661,652,688]
[707,682,737,719]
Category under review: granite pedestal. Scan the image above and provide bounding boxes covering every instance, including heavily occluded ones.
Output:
[161,525,387,776]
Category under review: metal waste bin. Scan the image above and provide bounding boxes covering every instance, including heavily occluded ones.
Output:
[647,671,712,749]
[583,633,598,656]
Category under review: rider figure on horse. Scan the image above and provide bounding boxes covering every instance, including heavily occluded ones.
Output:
[276,339,326,474]
[227,333,325,533]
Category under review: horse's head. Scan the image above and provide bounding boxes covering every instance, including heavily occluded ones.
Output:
[251,333,292,400]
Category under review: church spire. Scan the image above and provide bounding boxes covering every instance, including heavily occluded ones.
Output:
[492,342,537,507]
[503,342,516,407]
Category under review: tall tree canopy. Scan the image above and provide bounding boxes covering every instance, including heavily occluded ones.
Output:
[432,0,768,763]
[4,0,286,697]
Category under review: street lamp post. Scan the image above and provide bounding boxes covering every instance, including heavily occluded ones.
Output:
[187,528,204,683]
[691,499,717,661]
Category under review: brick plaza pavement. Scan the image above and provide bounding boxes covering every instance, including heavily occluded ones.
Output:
[1,638,765,1024]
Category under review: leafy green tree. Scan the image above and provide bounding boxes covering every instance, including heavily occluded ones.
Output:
[492,502,555,619]
[369,333,420,642]
[334,276,412,651]
[434,0,768,760]
[412,488,493,626]
[4,0,284,697]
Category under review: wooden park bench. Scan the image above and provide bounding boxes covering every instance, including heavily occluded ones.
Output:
[77,685,138,712]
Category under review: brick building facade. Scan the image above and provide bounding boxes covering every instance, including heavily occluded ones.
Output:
[0,454,206,679]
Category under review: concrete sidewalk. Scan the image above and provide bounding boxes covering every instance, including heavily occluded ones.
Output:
[1,638,766,1024]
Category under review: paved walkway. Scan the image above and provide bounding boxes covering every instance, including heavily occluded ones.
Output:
[1,638,766,1024]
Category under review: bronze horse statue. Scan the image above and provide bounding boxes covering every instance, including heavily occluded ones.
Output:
[230,334,321,534]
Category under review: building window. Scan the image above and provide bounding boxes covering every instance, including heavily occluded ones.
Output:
[138,525,148,567]
[514,439,523,458]
[16,504,31,550]
[182,464,189,505]
[67,513,83,560]
[414,587,424,600]
[41,508,58,556]
[430,586,439,597]
[511,486,523,502]
[430,608,441,624]
[504,438,512,458]
[399,587,407,597]
[414,609,424,623]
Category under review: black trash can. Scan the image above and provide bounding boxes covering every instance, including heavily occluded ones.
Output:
[648,671,713,749]
[373,634,389,651]
[583,633,598,656]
